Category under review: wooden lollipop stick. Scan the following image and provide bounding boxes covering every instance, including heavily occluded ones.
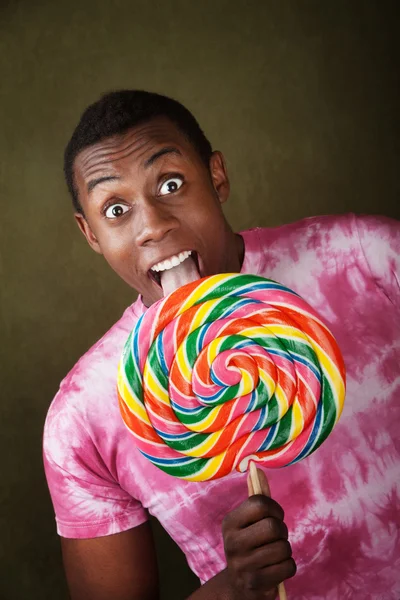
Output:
[248,462,288,600]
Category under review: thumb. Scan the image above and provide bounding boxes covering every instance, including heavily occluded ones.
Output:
[256,467,272,497]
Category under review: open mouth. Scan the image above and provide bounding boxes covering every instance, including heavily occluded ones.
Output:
[149,269,162,287]
[148,250,200,287]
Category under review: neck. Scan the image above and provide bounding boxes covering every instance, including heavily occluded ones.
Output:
[234,233,245,272]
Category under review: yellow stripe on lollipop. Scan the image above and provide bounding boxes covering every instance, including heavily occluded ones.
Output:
[239,324,309,348]
[189,298,221,331]
[175,344,192,382]
[264,323,311,343]
[258,369,276,396]
[187,450,227,481]
[186,405,222,432]
[237,368,256,396]
[177,274,231,315]
[274,383,290,418]
[239,325,270,338]
[183,429,224,457]
[117,365,151,425]
[308,341,346,418]
[206,337,222,365]
[289,398,304,440]
[143,363,170,406]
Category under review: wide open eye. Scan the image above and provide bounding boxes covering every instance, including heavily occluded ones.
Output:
[104,203,130,219]
[159,177,183,196]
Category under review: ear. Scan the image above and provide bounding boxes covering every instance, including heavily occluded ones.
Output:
[209,151,230,204]
[74,212,103,255]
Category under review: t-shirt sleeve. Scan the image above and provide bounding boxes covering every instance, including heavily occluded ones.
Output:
[354,214,400,308]
[43,394,148,539]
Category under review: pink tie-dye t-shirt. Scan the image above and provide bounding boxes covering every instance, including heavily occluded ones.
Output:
[43,213,400,599]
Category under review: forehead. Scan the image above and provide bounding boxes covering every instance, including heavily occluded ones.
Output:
[74,117,195,181]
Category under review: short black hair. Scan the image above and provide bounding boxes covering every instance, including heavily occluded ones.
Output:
[64,90,213,214]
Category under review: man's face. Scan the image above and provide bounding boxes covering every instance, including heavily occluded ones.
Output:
[73,117,243,306]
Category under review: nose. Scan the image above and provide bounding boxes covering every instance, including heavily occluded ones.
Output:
[135,200,179,246]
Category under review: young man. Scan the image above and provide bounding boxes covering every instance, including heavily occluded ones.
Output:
[44,90,400,600]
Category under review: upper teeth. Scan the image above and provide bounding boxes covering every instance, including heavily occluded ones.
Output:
[151,250,192,273]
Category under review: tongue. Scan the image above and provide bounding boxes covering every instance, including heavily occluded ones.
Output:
[160,256,201,296]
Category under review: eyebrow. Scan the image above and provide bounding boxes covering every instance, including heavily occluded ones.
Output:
[144,146,182,168]
[86,147,182,193]
[87,175,120,194]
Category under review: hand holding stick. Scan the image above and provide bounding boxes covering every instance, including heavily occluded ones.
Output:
[248,462,288,600]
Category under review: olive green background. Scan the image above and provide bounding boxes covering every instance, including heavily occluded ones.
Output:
[1,1,399,598]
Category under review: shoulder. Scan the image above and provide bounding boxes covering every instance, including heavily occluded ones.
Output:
[256,212,398,243]
[44,300,140,447]
[241,214,359,275]
[244,213,400,262]
[351,213,400,255]
[252,213,357,245]
[239,213,400,312]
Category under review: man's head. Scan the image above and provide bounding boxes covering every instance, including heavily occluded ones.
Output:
[65,90,243,306]
[64,90,214,214]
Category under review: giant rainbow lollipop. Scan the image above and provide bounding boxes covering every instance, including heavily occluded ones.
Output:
[117,273,346,480]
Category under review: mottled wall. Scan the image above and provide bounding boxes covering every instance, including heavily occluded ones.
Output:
[0,1,398,598]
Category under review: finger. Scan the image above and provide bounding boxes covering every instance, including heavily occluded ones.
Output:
[251,558,297,590]
[245,496,285,526]
[241,540,293,571]
[256,467,271,497]
[243,517,289,549]
[223,496,284,532]
[225,517,289,556]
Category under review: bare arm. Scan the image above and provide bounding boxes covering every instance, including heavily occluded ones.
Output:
[61,523,232,600]
[61,470,294,600]
[61,522,159,600]
[61,523,233,600]
[60,526,273,600]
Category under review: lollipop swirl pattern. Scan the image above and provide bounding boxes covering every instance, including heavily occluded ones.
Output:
[117,274,346,481]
